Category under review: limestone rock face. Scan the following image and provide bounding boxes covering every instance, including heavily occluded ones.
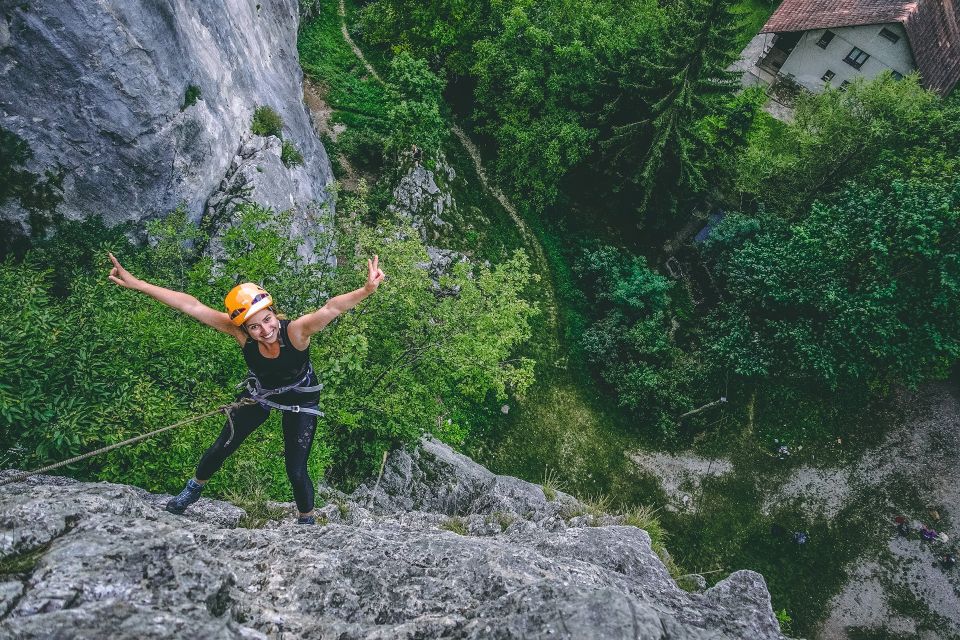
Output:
[0,0,333,239]
[0,438,787,639]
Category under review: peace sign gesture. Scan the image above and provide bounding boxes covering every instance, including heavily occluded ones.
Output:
[364,254,385,293]
[107,252,141,289]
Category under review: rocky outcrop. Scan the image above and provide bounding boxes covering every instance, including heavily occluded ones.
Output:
[0,438,787,639]
[0,0,333,243]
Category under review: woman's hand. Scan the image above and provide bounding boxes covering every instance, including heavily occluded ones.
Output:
[107,252,141,290]
[364,254,385,294]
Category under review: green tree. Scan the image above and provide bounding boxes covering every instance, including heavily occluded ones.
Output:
[705,177,960,389]
[357,0,494,77]
[598,0,746,222]
[384,52,448,158]
[469,0,662,212]
[736,73,956,218]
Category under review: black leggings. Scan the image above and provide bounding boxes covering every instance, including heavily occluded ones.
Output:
[195,395,319,513]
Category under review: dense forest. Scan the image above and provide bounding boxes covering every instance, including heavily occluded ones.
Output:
[3,0,959,636]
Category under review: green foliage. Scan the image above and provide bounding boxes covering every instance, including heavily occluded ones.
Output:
[383,51,447,158]
[320,218,538,484]
[251,106,284,138]
[2,191,537,496]
[706,177,960,389]
[597,0,749,222]
[281,140,304,167]
[182,84,202,110]
[775,608,793,635]
[736,73,958,218]
[356,0,753,228]
[356,0,493,77]
[573,244,703,435]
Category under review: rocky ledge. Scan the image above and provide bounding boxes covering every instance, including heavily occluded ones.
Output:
[0,438,786,639]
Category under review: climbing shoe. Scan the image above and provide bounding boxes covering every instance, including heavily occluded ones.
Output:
[165,478,204,515]
[296,514,316,525]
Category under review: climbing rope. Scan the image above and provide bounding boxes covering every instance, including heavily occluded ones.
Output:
[0,398,257,488]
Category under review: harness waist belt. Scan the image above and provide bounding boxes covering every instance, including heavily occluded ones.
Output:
[239,366,325,417]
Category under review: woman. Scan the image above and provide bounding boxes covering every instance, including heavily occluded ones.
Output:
[107,252,384,524]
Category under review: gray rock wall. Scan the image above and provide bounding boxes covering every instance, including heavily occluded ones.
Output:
[0,0,333,237]
[0,438,788,639]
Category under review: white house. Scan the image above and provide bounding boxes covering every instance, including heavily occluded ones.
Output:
[747,0,960,96]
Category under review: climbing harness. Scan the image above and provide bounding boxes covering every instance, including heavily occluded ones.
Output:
[0,398,257,488]
[238,365,325,418]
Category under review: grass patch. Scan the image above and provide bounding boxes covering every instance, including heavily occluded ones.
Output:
[441,516,468,535]
[0,543,50,578]
[622,504,667,552]
[223,488,290,528]
[541,466,565,502]
[490,511,515,532]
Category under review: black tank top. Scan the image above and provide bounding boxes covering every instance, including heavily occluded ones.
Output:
[242,319,311,390]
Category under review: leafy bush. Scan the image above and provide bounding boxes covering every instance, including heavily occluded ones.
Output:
[383,52,448,158]
[181,84,202,111]
[281,140,304,167]
[252,106,284,138]
[573,244,703,435]
[736,73,957,218]
[706,177,960,390]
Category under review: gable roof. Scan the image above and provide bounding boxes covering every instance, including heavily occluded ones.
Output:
[760,0,960,95]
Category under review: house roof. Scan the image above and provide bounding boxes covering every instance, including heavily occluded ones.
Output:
[760,0,960,95]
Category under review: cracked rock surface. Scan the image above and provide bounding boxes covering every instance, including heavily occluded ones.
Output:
[0,0,333,239]
[0,438,786,639]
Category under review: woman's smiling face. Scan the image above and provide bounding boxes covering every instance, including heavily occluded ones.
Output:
[244,308,280,343]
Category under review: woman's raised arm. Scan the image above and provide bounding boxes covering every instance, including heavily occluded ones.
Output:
[287,255,385,349]
[107,252,245,344]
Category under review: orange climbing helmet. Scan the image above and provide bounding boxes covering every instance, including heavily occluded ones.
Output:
[225,283,273,326]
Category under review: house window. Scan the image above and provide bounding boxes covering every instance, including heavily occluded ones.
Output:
[816,30,836,48]
[843,47,870,69]
[821,70,836,82]
[891,70,904,80]
[879,27,900,43]
[840,80,851,90]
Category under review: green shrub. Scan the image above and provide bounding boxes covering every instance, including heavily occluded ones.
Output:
[281,140,304,167]
[181,84,202,111]
[252,106,283,138]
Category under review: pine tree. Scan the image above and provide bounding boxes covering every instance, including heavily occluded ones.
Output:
[599,0,744,222]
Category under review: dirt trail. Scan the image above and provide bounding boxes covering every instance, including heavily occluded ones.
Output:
[338,0,381,83]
